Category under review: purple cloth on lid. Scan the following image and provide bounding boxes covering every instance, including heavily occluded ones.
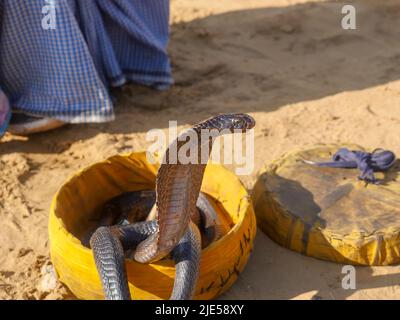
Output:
[309,148,397,184]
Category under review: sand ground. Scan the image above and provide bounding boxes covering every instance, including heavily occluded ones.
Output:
[1,0,400,300]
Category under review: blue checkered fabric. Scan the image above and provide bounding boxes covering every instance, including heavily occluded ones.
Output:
[0,0,172,124]
[0,88,10,136]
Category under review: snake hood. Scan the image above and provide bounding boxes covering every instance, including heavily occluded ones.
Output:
[90,113,256,299]
[134,113,256,263]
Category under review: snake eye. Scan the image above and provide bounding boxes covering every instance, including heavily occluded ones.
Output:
[232,119,242,129]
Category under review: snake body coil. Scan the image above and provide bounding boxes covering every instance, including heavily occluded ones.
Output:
[90,113,255,300]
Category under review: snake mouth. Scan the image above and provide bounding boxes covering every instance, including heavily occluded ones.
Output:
[240,113,256,130]
[229,113,256,131]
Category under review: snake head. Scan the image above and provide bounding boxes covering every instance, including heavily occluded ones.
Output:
[201,113,255,133]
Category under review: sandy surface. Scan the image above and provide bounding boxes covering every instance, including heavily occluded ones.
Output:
[1,0,400,300]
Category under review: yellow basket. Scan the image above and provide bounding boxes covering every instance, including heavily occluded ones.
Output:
[49,152,256,300]
[253,144,400,266]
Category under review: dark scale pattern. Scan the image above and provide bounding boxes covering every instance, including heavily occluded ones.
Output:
[171,222,202,300]
[90,227,132,300]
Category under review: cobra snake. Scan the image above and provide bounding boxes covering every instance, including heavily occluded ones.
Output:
[89,113,255,300]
